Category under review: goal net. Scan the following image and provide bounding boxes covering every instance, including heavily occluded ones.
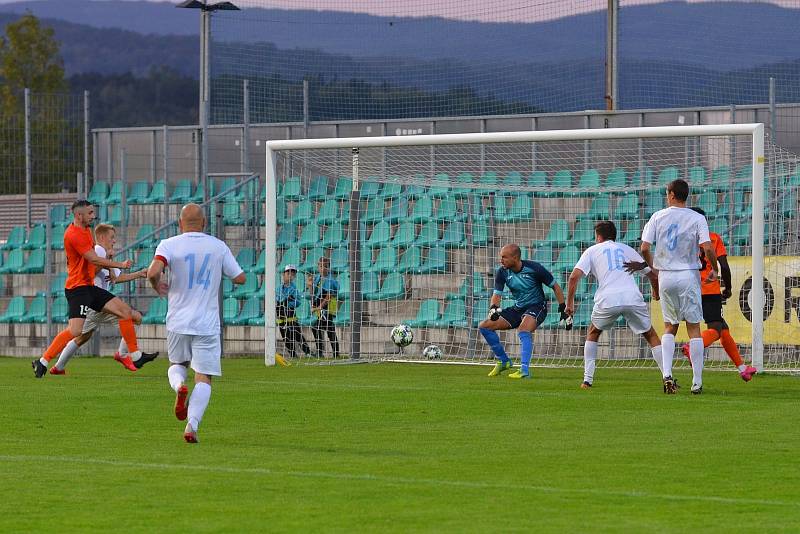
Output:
[264,125,800,373]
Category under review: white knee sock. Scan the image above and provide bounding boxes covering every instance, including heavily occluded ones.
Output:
[583,340,598,384]
[187,382,212,432]
[650,345,664,375]
[167,365,187,393]
[661,334,675,378]
[54,340,80,371]
[118,338,128,356]
[689,337,704,387]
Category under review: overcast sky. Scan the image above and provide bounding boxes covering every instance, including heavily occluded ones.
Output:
[0,0,796,23]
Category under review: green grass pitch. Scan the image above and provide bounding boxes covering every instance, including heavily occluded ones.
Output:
[1,357,799,532]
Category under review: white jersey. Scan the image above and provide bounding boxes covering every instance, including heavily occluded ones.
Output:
[574,241,646,308]
[154,232,243,336]
[642,206,710,271]
[93,245,121,292]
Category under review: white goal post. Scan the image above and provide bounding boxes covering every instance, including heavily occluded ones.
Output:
[264,124,768,370]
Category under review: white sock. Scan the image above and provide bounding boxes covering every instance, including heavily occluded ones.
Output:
[583,340,598,384]
[129,350,142,362]
[689,337,704,387]
[167,365,187,393]
[737,364,747,373]
[118,338,128,356]
[39,356,48,367]
[661,334,675,378]
[54,340,80,371]
[187,382,212,432]
[650,345,664,375]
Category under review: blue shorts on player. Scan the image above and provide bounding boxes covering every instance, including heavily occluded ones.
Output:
[499,302,548,329]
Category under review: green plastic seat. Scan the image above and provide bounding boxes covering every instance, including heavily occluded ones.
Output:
[397,246,422,273]
[52,296,68,323]
[366,221,392,249]
[472,299,489,327]
[49,204,70,226]
[103,181,123,205]
[143,180,167,204]
[733,222,751,246]
[406,299,441,327]
[280,177,302,201]
[289,200,314,225]
[576,195,611,221]
[389,221,416,249]
[300,246,325,273]
[658,167,679,186]
[51,223,67,250]
[330,246,349,273]
[2,226,26,251]
[542,220,570,247]
[502,171,523,188]
[622,219,643,247]
[317,199,344,225]
[429,174,451,198]
[87,181,110,205]
[141,297,167,324]
[471,219,489,247]
[308,176,330,201]
[0,296,26,323]
[276,223,297,248]
[365,246,397,274]
[450,173,473,198]
[22,225,46,250]
[404,183,426,199]
[380,181,403,200]
[479,172,499,188]
[446,272,487,300]
[644,190,664,218]
[361,271,380,300]
[279,246,301,272]
[188,180,216,203]
[615,194,640,220]
[369,271,405,301]
[604,168,627,189]
[414,220,440,247]
[50,272,67,296]
[133,247,155,273]
[406,196,433,223]
[335,271,350,301]
[359,180,382,199]
[576,169,601,197]
[332,176,352,200]
[321,222,345,248]
[697,191,721,218]
[333,300,350,326]
[18,249,44,273]
[630,167,654,187]
[468,194,487,220]
[362,198,385,225]
[223,277,234,297]
[295,299,315,326]
[547,170,573,198]
[432,298,467,328]
[554,244,581,274]
[497,194,532,223]
[527,171,548,190]
[0,249,23,273]
[231,274,259,299]
[229,296,261,325]
[531,244,554,267]
[222,296,240,324]
[688,166,707,189]
[169,179,193,203]
[708,217,726,238]
[133,224,156,248]
[710,166,731,193]
[782,191,798,218]
[19,293,47,323]
[296,222,320,249]
[106,205,129,227]
[385,196,409,224]
[434,197,459,221]
[126,181,150,205]
[573,220,597,247]
[417,246,446,274]
[572,302,593,328]
[440,221,466,248]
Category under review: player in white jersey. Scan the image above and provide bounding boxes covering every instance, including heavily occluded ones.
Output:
[636,179,718,395]
[50,223,157,373]
[147,204,245,443]
[565,221,664,389]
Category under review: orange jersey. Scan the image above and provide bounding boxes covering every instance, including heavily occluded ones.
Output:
[64,224,96,289]
[699,232,727,296]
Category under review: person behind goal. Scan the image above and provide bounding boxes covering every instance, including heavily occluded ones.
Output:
[566,221,665,389]
[50,223,158,374]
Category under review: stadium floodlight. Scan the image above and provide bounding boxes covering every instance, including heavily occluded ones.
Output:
[262,124,793,374]
[176,0,240,11]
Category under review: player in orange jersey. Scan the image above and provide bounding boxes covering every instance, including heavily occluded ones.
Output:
[681,207,757,382]
[32,199,157,378]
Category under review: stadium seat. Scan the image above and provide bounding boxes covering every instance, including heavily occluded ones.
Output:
[223,277,234,297]
[644,190,663,218]
[141,297,167,324]
[169,179,194,203]
[0,249,23,273]
[126,181,151,205]
[52,296,68,323]
[289,200,314,225]
[527,170,548,190]
[572,220,597,247]
[317,199,344,225]
[106,205,129,226]
[575,169,600,196]
[188,180,217,203]
[385,196,409,224]
[332,176,352,201]
[471,298,489,327]
[572,302,593,328]
[296,222,320,249]
[361,271,380,300]
[51,223,67,250]
[604,168,627,189]
[406,196,433,223]
[554,245,581,274]
[622,219,642,247]
[0,296,25,323]
[2,226,26,250]
[132,224,156,248]
[446,272,486,300]
[308,176,329,201]
[87,180,110,205]
[542,220,570,247]
[365,246,396,274]
[362,198,385,225]
[296,299,315,327]
[229,296,261,326]
[531,244,554,267]
[479,172,499,189]
[133,247,155,273]
[221,200,244,226]
[49,204,70,226]
[330,246,349,273]
[333,300,350,326]
[406,299,441,327]
[451,172,473,198]
[697,190,721,218]
[389,221,416,249]
[404,182,426,199]
[359,180,382,199]
[688,166,707,188]
[416,246,446,274]
[50,272,67,296]
[369,271,405,301]
[397,246,422,273]
[104,181,123,205]
[234,249,256,275]
[576,195,611,221]
[222,296,240,324]
[546,170,573,198]
[432,298,467,328]
[471,218,489,247]
[468,194,487,220]
[280,177,302,201]
[630,167,653,186]
[414,220,440,247]
[733,222,751,246]
[782,190,798,218]
[276,223,297,248]
[710,166,731,193]
[366,221,392,249]
[19,293,47,323]
[232,274,259,299]
[279,246,301,271]
[22,225,46,250]
[429,174,451,198]
[321,222,346,248]
[380,181,403,200]
[658,166,679,186]
[615,194,640,220]
[20,249,45,273]
[495,194,532,223]
[440,220,466,248]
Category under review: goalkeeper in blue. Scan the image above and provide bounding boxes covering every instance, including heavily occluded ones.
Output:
[479,243,567,379]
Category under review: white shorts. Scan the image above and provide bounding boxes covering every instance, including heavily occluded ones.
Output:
[167,330,222,376]
[659,270,703,325]
[82,309,118,334]
[591,303,652,334]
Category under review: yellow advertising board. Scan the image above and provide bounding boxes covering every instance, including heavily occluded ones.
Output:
[648,256,800,344]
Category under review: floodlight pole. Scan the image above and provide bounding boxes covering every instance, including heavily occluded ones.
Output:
[200,5,210,205]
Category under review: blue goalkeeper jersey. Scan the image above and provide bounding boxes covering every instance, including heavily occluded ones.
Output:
[494,260,556,309]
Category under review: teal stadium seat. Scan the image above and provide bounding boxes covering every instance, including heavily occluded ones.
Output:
[276,223,297,248]
[615,194,640,220]
[366,221,392,249]
[296,222,320,249]
[0,249,23,273]
[369,271,405,301]
[2,226,26,250]
[222,296,240,325]
[51,223,67,250]
[289,199,314,225]
[362,198,385,225]
[406,299,441,327]
[52,296,68,323]
[658,166,679,186]
[279,247,301,272]
[365,246,397,274]
[169,179,194,203]
[232,274,260,299]
[434,197,459,221]
[330,246,349,273]
[321,222,345,248]
[22,225,46,250]
[333,300,350,326]
[576,195,611,221]
[386,196,409,224]
[142,297,168,324]
[280,177,302,201]
[0,296,25,322]
[446,272,487,300]
[416,246,446,274]
[389,221,416,249]
[380,181,403,200]
[236,248,256,273]
[359,180,381,199]
[50,272,67,296]
[406,196,433,223]
[133,224,156,248]
[440,221,466,248]
[87,181,109,205]
[317,199,344,225]
[19,293,47,323]
[432,299,467,328]
[397,246,422,273]
[604,168,627,189]
[20,249,45,273]
[103,181,123,205]
[307,176,329,201]
[332,176,352,201]
[230,296,261,325]
[542,220,570,248]
[49,204,70,226]
[576,169,601,197]
[573,220,597,247]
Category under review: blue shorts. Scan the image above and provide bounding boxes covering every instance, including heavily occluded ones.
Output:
[499,302,548,329]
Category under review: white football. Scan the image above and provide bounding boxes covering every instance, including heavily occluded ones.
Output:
[390,324,413,347]
[423,344,443,360]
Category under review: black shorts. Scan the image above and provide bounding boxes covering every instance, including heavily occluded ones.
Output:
[65,285,116,319]
[701,294,724,324]
[499,302,548,329]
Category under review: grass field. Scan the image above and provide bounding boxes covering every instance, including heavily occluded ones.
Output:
[1,357,799,533]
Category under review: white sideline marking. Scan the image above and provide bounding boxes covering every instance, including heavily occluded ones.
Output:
[0,454,797,508]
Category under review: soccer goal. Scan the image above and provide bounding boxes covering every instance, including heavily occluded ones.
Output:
[264,123,800,373]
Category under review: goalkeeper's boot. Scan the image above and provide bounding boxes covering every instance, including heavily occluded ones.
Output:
[114,352,138,372]
[740,366,757,382]
[662,376,677,394]
[580,381,592,389]
[183,423,198,444]
[487,359,513,377]
[32,359,47,379]
[49,366,66,376]
[508,369,531,379]
[691,383,703,395]
[132,351,159,370]
[174,385,189,421]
